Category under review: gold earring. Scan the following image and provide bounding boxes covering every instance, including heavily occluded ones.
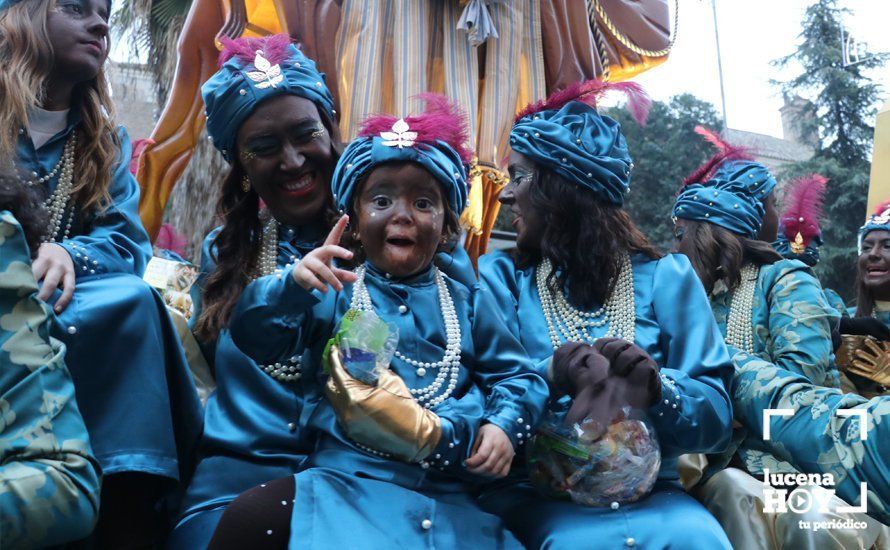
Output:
[241,175,251,192]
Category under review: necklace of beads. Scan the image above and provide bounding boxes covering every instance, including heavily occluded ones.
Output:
[21,131,77,243]
[350,265,462,409]
[536,254,636,350]
[255,216,303,382]
[725,263,759,354]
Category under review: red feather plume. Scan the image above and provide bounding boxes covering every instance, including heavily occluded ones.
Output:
[781,174,827,245]
[514,79,651,126]
[680,126,754,189]
[872,198,890,218]
[218,33,293,68]
[358,93,473,164]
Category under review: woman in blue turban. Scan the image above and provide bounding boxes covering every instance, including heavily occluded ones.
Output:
[0,0,202,545]
[215,96,547,548]
[476,80,734,548]
[168,34,343,548]
[672,129,886,549]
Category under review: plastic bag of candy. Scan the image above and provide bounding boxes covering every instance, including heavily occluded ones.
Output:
[527,407,660,506]
[323,309,399,385]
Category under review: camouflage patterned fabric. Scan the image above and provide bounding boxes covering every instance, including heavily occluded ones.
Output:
[0,210,101,548]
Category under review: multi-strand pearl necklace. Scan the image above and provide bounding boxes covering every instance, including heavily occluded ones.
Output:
[725,263,759,354]
[350,265,462,409]
[22,131,77,243]
[536,254,636,350]
[254,217,303,382]
[255,217,281,279]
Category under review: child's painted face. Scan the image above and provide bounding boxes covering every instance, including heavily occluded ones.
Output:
[355,163,446,278]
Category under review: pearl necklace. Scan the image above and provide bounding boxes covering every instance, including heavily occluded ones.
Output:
[725,263,759,354]
[536,254,636,350]
[255,217,303,382]
[350,265,462,409]
[255,217,281,279]
[21,131,77,243]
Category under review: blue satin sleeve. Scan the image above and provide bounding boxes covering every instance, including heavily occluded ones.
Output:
[56,129,152,278]
[0,212,101,547]
[732,354,889,524]
[229,266,327,366]
[478,251,554,381]
[467,284,549,449]
[646,254,734,457]
[823,288,848,318]
[752,262,839,388]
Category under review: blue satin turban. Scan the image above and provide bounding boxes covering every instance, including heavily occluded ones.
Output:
[331,132,468,217]
[509,102,633,206]
[201,41,335,163]
[672,160,777,239]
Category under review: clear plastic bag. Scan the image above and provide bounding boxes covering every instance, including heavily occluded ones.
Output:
[325,309,399,385]
[527,407,661,506]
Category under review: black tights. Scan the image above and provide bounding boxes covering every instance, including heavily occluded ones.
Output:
[208,476,295,550]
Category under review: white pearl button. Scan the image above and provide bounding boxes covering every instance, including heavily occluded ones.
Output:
[398,305,408,314]
[611,501,620,510]
[67,326,77,334]
[421,519,432,530]
[626,538,635,547]
[288,422,297,432]
[416,367,427,377]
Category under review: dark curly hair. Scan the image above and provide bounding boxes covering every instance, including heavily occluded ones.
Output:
[515,170,662,310]
[195,110,341,342]
[675,219,782,295]
[0,167,46,258]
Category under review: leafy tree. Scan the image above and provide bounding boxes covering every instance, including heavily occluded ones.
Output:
[611,94,723,249]
[774,0,886,301]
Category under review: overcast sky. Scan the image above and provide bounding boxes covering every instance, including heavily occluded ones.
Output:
[633,0,890,138]
[112,1,889,139]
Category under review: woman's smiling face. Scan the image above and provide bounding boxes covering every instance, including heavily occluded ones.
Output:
[236,94,334,226]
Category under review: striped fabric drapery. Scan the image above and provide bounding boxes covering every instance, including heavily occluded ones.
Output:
[335,0,545,260]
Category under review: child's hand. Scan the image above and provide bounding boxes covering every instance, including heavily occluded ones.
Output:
[465,423,515,478]
[293,214,358,292]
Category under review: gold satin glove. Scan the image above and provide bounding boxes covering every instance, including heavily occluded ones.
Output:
[850,337,890,387]
[325,345,442,463]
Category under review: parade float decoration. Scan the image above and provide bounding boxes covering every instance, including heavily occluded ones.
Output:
[135,0,676,262]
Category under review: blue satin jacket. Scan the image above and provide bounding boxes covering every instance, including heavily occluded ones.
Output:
[478,250,735,480]
[230,261,549,478]
[733,355,890,524]
[709,260,841,477]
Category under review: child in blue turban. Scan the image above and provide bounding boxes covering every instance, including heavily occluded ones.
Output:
[672,129,884,549]
[218,96,548,548]
[476,80,734,549]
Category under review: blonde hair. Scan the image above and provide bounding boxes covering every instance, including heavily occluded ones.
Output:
[0,0,118,212]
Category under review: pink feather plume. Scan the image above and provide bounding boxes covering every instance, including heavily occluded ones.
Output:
[128,138,154,176]
[358,93,474,164]
[514,79,651,126]
[218,33,294,68]
[781,174,827,245]
[680,126,754,188]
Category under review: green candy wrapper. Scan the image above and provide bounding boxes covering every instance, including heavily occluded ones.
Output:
[323,309,399,385]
